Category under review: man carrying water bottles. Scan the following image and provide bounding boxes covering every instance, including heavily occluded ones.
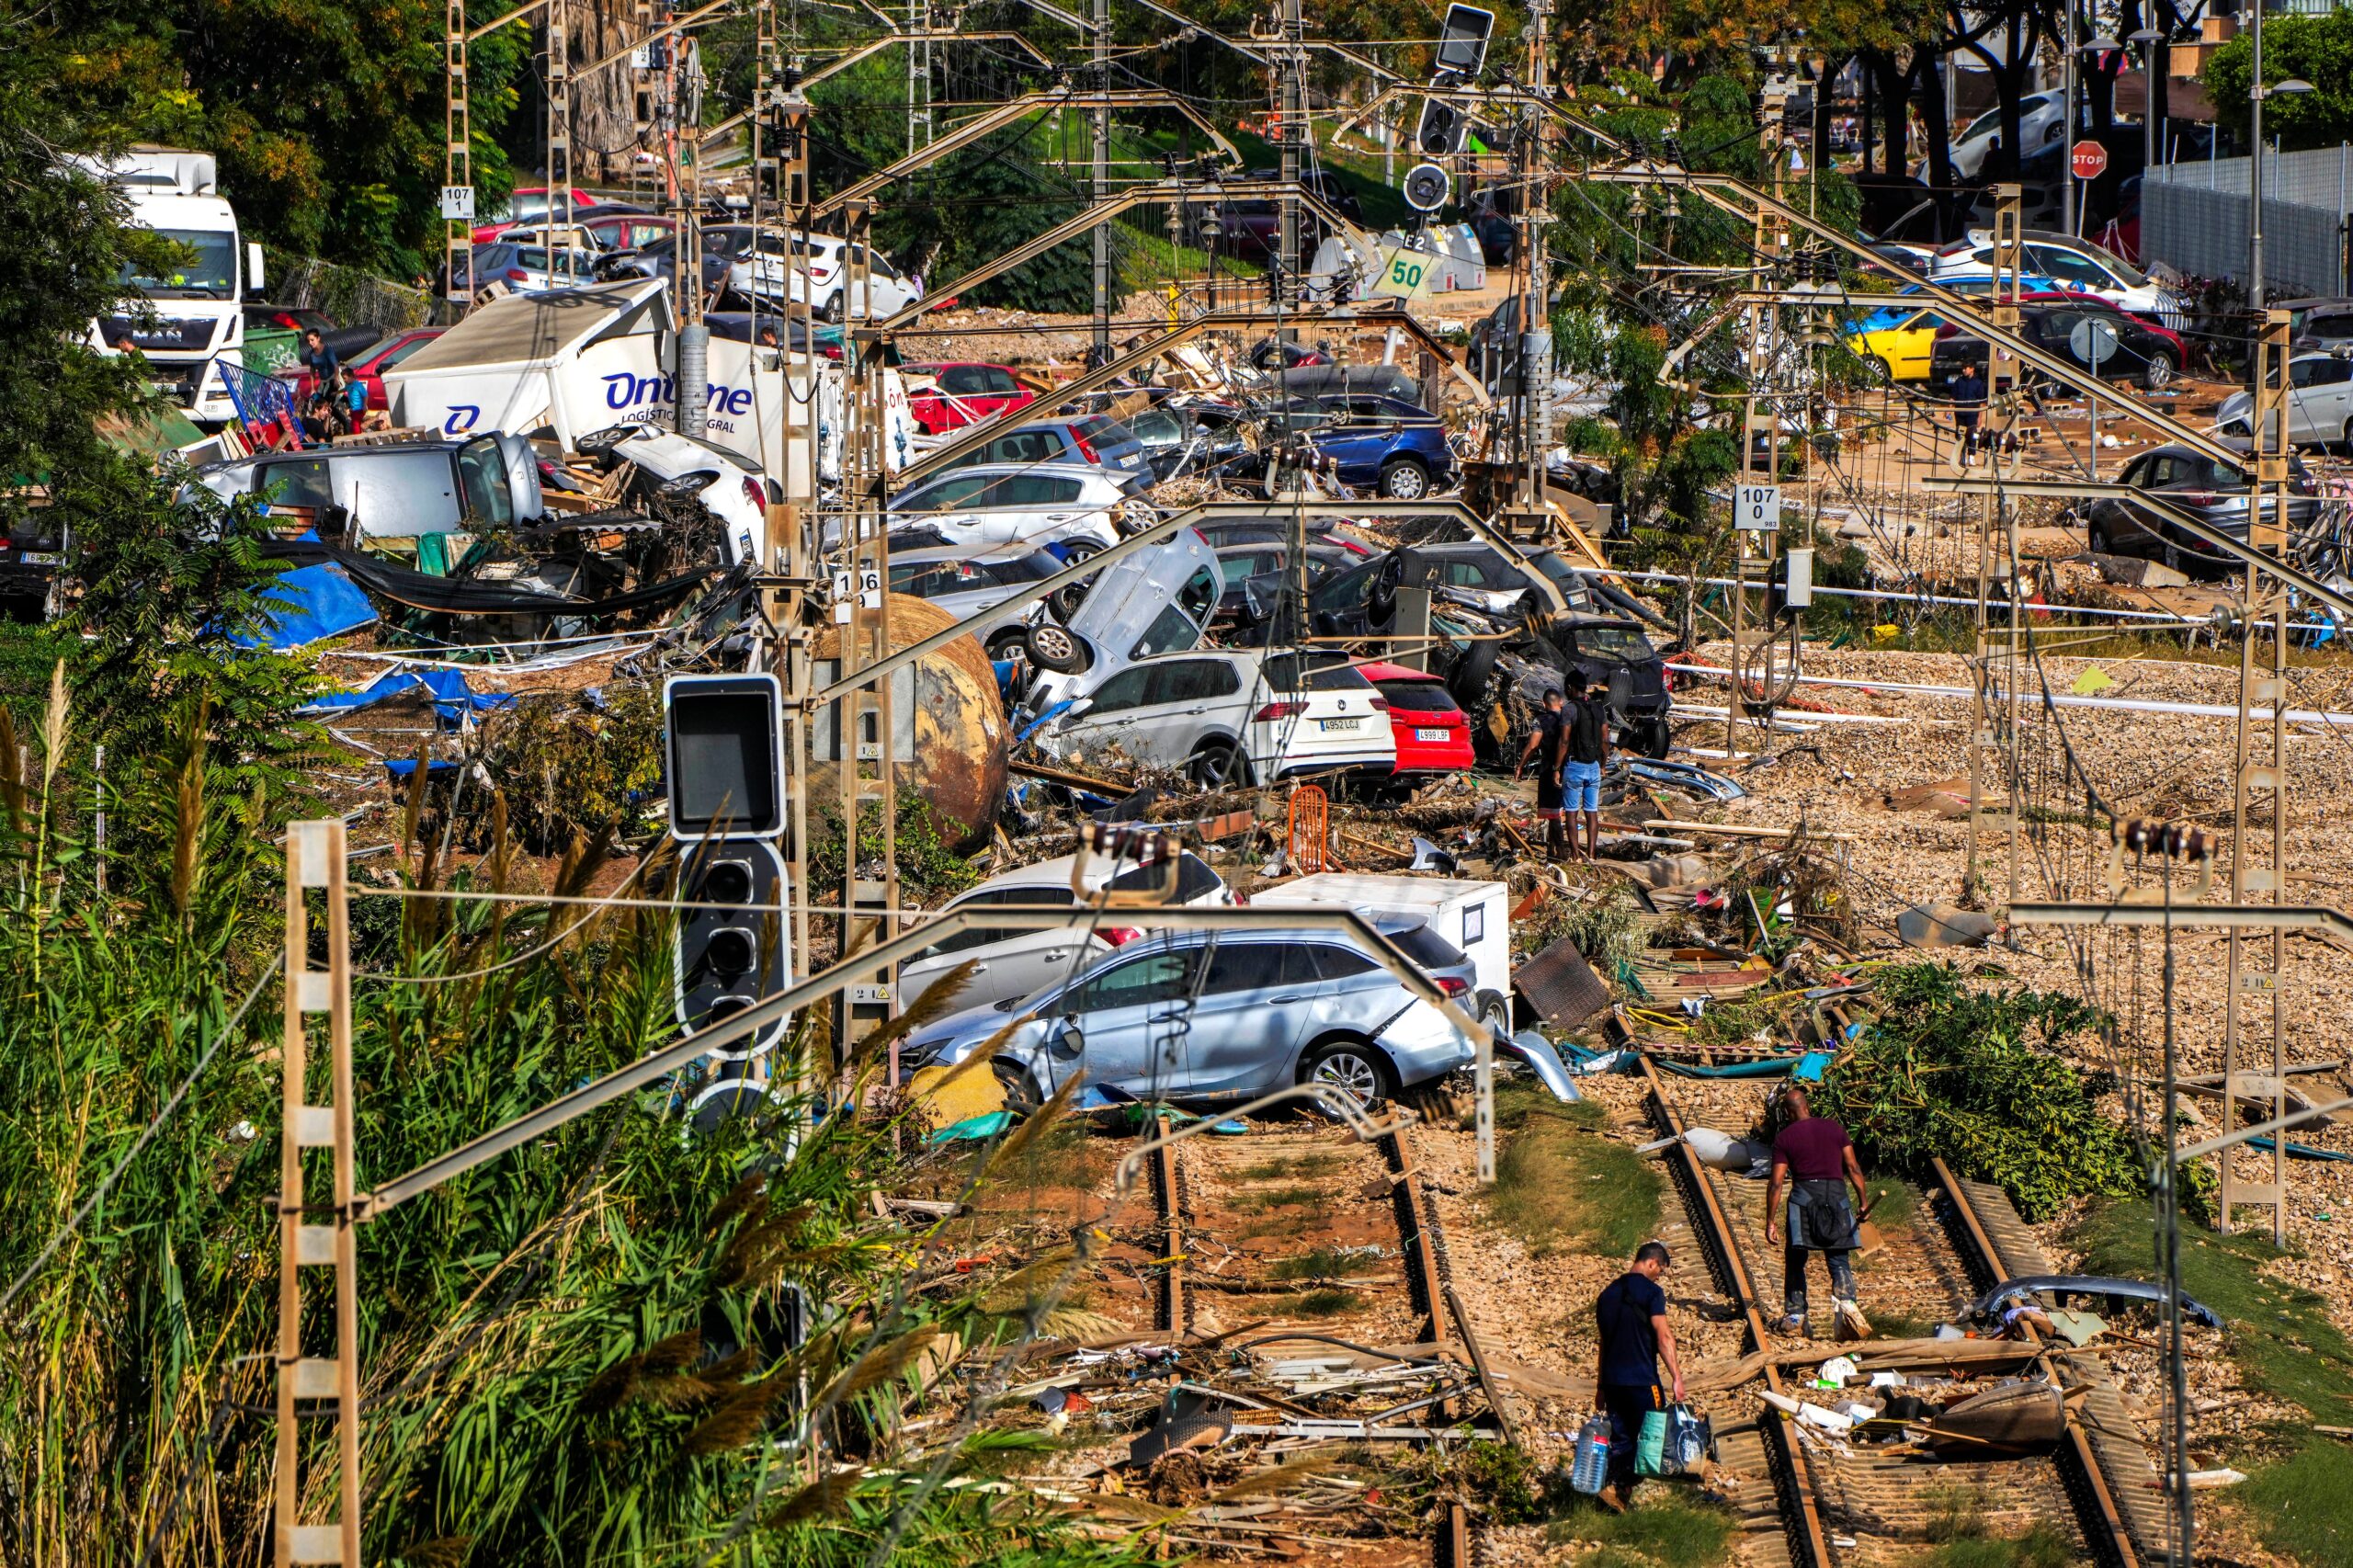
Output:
[1591,1240,1685,1510]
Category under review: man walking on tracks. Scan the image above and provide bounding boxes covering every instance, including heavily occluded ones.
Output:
[1593,1240,1686,1510]
[1764,1086,1870,1335]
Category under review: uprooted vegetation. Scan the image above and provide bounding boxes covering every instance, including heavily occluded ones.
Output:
[1816,962,2211,1221]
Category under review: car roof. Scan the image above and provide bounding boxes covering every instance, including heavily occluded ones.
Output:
[1358,660,1447,683]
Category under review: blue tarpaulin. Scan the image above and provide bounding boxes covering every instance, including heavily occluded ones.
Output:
[236,563,377,651]
[303,667,515,724]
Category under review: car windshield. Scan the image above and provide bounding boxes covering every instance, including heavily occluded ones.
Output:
[1579,625,1654,659]
[120,227,237,299]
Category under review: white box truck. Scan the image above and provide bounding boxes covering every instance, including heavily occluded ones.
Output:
[80,146,263,426]
[1249,872,1512,1029]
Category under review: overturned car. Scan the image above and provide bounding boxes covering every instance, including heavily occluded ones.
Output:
[1305,541,1676,759]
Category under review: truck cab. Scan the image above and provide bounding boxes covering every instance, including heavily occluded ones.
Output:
[83,147,261,426]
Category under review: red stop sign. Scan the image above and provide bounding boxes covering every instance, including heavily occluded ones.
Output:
[2071,141,2109,180]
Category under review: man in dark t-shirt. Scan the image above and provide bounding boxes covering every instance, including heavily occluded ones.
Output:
[1592,1240,1684,1508]
[1515,688,1567,858]
[1764,1086,1870,1334]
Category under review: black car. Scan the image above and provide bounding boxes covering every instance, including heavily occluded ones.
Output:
[0,508,66,621]
[1212,541,1353,624]
[2074,439,2320,575]
[1930,297,2182,392]
[1122,403,1247,480]
[1201,168,1363,257]
[594,223,754,298]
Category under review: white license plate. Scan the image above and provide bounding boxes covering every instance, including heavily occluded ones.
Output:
[1319,717,1362,733]
[17,551,59,566]
[1415,727,1449,742]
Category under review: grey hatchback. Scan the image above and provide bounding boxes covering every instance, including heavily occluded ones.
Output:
[901,919,1483,1110]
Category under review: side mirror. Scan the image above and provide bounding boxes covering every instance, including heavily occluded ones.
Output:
[1051,1022,1084,1059]
[1061,697,1095,720]
[246,243,266,294]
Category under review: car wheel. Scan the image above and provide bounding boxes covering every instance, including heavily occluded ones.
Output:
[993,1060,1042,1113]
[1047,582,1087,621]
[821,291,845,324]
[1188,739,1251,790]
[2141,350,2176,392]
[984,630,1028,663]
[1477,994,1511,1036]
[1303,1040,1393,1113]
[2087,515,2113,556]
[1630,714,1672,760]
[2343,417,2353,457]
[1379,458,1430,500]
[1024,621,1089,674]
[1863,354,1893,386]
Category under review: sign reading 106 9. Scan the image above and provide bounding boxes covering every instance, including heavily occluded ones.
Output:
[1734,483,1782,531]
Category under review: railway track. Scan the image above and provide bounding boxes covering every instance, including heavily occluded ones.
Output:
[1640,1059,2158,1568]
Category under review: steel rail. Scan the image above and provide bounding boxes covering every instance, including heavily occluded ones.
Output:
[1931,1158,2143,1568]
[1636,1055,1830,1567]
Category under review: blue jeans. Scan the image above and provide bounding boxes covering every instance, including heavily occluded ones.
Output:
[1561,758,1602,812]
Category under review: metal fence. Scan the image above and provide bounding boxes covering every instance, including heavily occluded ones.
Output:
[2144,149,2352,298]
[268,254,459,336]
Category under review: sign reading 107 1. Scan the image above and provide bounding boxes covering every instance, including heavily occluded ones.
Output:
[1734,483,1781,531]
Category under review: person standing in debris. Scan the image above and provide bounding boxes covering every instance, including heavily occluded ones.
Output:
[1561,673,1610,862]
[338,365,367,437]
[1950,359,1986,461]
[1764,1086,1869,1335]
[1593,1241,1685,1510]
[1515,687,1570,858]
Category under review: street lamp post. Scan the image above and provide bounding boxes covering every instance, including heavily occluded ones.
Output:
[2063,0,2078,234]
[2129,26,2165,192]
[2249,67,2316,310]
[2080,36,2123,239]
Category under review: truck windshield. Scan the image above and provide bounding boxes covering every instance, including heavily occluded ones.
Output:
[120,228,237,299]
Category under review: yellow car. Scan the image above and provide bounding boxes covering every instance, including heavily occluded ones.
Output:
[1843,305,1945,382]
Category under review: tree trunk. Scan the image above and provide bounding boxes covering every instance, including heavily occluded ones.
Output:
[1917,48,1962,238]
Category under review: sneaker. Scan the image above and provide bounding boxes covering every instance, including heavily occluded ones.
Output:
[1778,1314,1806,1335]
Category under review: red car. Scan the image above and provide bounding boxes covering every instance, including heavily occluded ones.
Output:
[1360,661,1475,776]
[903,362,1034,434]
[274,327,445,414]
[471,186,600,244]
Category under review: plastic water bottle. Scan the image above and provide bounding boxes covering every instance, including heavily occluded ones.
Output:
[1571,1415,1613,1494]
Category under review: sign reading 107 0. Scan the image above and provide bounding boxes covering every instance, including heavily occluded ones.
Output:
[1734,483,1781,531]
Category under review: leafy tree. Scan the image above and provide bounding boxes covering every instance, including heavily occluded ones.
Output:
[0,36,319,808]
[47,0,529,279]
[2205,8,2353,153]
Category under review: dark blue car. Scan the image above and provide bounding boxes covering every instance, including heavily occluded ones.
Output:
[1298,394,1457,499]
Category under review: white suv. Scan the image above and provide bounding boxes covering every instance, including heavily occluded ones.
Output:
[1035,649,1396,787]
[731,231,923,322]
[1929,233,2170,320]
[884,463,1149,555]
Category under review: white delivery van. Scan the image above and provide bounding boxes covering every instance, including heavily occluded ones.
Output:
[1247,873,1511,1029]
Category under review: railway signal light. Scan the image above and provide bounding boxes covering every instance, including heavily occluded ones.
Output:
[1431,5,1494,79]
[664,674,792,1084]
[1414,97,1467,159]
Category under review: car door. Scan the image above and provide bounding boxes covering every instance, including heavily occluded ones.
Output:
[1131,656,1245,763]
[2288,357,2352,446]
[1060,664,1157,758]
[1175,938,1326,1098]
[1046,945,1202,1097]
[903,884,1087,1010]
